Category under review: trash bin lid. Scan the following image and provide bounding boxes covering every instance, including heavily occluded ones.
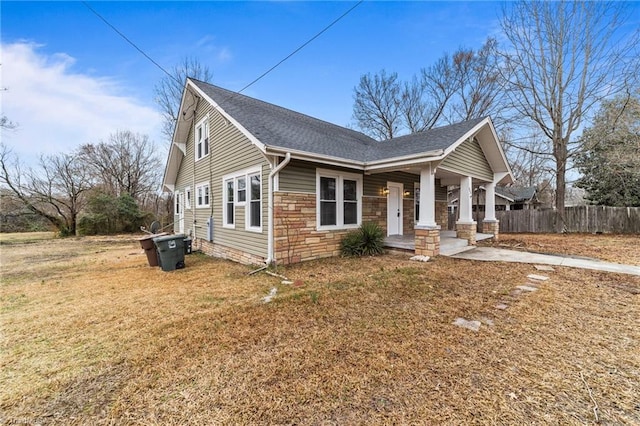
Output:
[139,232,168,241]
[153,234,185,243]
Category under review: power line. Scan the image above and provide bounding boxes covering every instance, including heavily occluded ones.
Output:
[236,1,364,94]
[81,1,180,85]
[82,0,364,96]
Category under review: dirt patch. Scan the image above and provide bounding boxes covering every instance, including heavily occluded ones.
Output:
[1,233,639,424]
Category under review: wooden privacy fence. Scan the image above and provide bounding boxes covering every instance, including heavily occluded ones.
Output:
[496,206,640,234]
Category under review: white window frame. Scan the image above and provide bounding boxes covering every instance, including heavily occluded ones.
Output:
[222,166,263,233]
[316,168,362,231]
[195,115,210,162]
[236,176,247,206]
[195,182,210,208]
[185,186,191,210]
[174,190,181,215]
[247,172,262,232]
[223,178,235,229]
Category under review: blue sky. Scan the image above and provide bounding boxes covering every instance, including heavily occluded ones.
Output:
[2,1,504,164]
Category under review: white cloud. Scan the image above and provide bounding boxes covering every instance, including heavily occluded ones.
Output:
[0,42,164,165]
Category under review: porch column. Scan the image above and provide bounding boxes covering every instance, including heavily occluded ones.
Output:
[418,163,437,227]
[482,178,500,240]
[415,163,440,257]
[456,175,477,245]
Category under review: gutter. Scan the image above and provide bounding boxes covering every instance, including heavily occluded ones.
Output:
[266,152,291,265]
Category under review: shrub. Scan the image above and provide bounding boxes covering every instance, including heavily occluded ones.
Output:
[340,222,385,257]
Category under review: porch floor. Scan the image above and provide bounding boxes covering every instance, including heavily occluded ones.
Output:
[384,230,494,256]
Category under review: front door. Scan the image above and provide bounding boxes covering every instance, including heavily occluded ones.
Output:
[387,182,403,236]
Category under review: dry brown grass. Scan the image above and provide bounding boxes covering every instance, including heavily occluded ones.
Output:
[1,233,639,425]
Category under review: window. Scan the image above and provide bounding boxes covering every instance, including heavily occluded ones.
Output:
[195,116,209,161]
[222,167,262,232]
[316,169,362,230]
[248,173,261,229]
[414,187,420,222]
[195,182,210,208]
[236,177,246,204]
[185,187,191,210]
[175,191,181,215]
[320,177,337,226]
[224,179,234,227]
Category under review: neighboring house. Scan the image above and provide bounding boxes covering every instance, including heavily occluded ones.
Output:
[162,79,513,265]
[449,185,539,212]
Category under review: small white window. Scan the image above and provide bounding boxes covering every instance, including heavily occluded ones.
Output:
[236,176,246,204]
[185,187,191,210]
[195,116,209,161]
[195,182,210,208]
[175,191,181,215]
[247,173,261,230]
[223,179,234,227]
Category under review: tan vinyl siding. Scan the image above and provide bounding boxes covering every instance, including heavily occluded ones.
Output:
[440,137,493,182]
[174,102,269,259]
[278,160,316,193]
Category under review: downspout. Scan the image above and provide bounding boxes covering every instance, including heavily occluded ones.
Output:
[266,152,291,265]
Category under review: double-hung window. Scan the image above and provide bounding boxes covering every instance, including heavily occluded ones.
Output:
[222,167,262,232]
[224,179,234,227]
[195,182,210,208]
[316,169,362,230]
[195,116,209,161]
[248,173,261,229]
[185,187,191,210]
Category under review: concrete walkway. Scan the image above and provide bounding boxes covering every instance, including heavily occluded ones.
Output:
[449,247,640,276]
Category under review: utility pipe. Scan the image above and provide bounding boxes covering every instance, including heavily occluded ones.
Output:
[266,152,291,265]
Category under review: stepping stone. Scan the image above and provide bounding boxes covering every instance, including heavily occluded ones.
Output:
[510,288,523,297]
[281,280,293,285]
[534,265,555,272]
[480,316,495,326]
[527,274,550,281]
[452,317,481,332]
[495,303,509,310]
[410,255,430,262]
[516,285,538,292]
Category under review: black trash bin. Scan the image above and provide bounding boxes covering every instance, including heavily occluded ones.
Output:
[153,234,186,272]
[138,233,167,267]
[183,237,192,255]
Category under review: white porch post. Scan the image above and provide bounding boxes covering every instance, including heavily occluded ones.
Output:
[415,162,440,257]
[457,176,474,224]
[418,163,437,227]
[456,175,477,245]
[484,181,496,221]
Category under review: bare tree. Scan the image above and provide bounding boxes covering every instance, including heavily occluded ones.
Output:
[500,1,640,230]
[447,38,505,123]
[352,70,403,140]
[78,130,162,203]
[0,145,93,236]
[353,38,505,140]
[154,57,213,142]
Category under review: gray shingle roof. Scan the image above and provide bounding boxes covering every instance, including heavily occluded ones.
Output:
[192,79,485,163]
[496,186,536,201]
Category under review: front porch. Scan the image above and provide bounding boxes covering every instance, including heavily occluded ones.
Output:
[385,231,494,256]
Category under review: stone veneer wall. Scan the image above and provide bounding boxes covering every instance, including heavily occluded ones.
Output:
[482,220,500,241]
[274,192,351,265]
[456,222,477,245]
[362,196,387,233]
[436,201,448,229]
[415,226,440,256]
[197,238,266,266]
[403,199,414,234]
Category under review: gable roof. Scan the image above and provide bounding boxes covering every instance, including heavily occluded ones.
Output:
[163,79,513,190]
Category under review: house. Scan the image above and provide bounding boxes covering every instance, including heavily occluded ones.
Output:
[449,185,539,213]
[162,79,513,265]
